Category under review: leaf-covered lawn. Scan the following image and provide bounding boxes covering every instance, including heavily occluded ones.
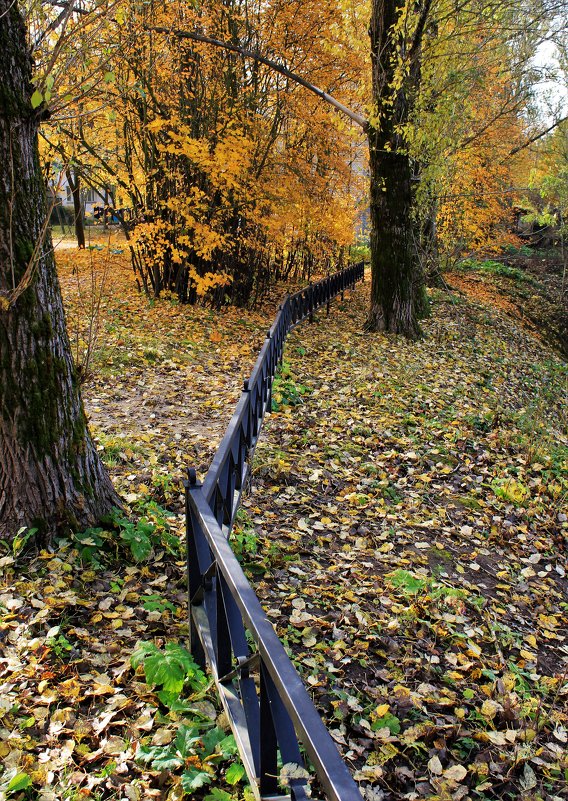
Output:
[246,281,568,800]
[1,239,271,801]
[1,241,566,801]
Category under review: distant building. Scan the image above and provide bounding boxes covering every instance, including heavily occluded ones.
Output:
[47,173,115,217]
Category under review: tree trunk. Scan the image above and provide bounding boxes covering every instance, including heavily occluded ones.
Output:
[366,0,428,337]
[66,168,86,248]
[0,0,120,541]
[367,146,423,337]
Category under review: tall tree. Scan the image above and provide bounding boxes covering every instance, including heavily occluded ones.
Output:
[0,0,120,540]
[366,0,432,337]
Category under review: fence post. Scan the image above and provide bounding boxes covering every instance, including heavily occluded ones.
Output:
[185,467,207,671]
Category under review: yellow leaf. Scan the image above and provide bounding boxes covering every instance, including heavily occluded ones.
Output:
[59,678,81,700]
[480,699,500,719]
[444,764,467,782]
[467,641,482,658]
[428,755,443,775]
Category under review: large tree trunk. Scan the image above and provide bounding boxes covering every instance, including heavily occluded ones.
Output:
[366,0,428,337]
[367,146,422,337]
[0,0,120,541]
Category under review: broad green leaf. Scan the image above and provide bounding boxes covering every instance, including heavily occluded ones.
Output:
[30,90,43,109]
[200,726,228,755]
[205,790,232,801]
[7,772,32,792]
[371,713,401,735]
[181,768,212,792]
[120,527,151,561]
[150,752,184,770]
[131,640,159,670]
[225,762,246,784]
[175,724,202,757]
[387,569,427,595]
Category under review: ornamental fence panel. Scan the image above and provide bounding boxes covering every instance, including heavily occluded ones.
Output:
[185,262,365,801]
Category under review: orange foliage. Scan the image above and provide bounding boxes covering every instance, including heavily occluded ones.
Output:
[436,60,528,254]
[38,0,368,304]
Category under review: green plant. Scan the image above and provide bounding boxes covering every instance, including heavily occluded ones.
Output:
[387,569,428,595]
[47,632,73,660]
[271,362,310,411]
[142,593,177,615]
[382,483,403,504]
[502,243,534,258]
[349,242,370,263]
[94,433,147,466]
[108,501,179,561]
[0,770,32,796]
[137,723,245,793]
[131,641,247,796]
[72,526,109,568]
[231,509,258,561]
[458,258,535,284]
[11,526,38,557]
[95,761,117,779]
[491,477,530,506]
[453,736,479,761]
[151,471,175,502]
[371,712,401,735]
[114,514,157,560]
[131,641,208,706]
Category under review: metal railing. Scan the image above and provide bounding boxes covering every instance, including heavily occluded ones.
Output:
[185,263,365,801]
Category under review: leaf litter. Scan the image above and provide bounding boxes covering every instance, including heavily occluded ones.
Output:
[244,282,567,800]
[0,242,566,800]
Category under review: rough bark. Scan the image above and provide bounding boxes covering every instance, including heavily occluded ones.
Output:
[366,0,428,337]
[0,0,120,541]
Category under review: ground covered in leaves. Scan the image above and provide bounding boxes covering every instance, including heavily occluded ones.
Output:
[446,248,567,359]
[0,235,567,801]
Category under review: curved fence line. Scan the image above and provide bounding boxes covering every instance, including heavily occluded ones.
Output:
[185,263,365,801]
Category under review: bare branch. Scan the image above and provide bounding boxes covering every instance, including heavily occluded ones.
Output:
[505,116,568,158]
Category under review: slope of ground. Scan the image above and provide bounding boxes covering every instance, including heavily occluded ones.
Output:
[0,243,566,801]
[243,279,568,800]
[446,251,567,358]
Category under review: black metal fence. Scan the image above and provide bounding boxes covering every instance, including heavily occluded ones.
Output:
[185,263,365,801]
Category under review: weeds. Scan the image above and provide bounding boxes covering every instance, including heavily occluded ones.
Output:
[457,258,536,284]
[271,361,311,411]
[67,500,179,567]
[131,642,248,796]
[231,509,258,562]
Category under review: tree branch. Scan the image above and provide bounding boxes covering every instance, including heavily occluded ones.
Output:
[506,116,568,158]
[146,25,369,132]
[409,0,434,62]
